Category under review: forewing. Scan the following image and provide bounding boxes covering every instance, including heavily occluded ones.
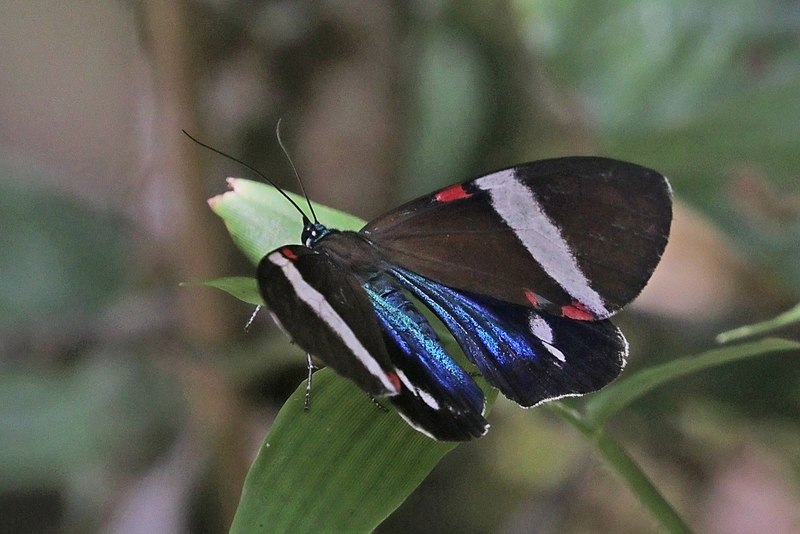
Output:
[363,157,672,320]
[257,245,401,397]
[391,267,627,407]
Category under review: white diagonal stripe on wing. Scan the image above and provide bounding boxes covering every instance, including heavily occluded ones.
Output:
[475,169,608,317]
[268,251,399,393]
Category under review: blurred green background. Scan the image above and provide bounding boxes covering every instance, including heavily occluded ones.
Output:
[1,1,799,532]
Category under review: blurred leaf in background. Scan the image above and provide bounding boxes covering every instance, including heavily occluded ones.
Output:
[0,168,126,329]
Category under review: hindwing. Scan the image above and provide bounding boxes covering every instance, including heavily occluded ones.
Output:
[390,267,627,406]
[363,274,488,440]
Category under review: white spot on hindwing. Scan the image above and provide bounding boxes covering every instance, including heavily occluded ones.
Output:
[475,169,609,317]
[396,370,440,410]
[528,314,566,364]
[267,251,399,394]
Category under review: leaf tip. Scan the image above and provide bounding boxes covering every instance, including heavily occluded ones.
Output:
[208,182,239,208]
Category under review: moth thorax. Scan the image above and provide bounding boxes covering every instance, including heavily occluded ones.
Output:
[313,231,384,274]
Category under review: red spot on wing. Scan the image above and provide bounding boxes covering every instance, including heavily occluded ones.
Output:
[523,289,540,307]
[561,302,595,320]
[387,371,402,393]
[434,184,472,203]
[282,247,298,261]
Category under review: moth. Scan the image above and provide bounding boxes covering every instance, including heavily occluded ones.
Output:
[252,156,672,441]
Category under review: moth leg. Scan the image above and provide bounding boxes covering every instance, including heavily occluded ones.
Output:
[244,305,262,333]
[303,353,318,411]
[367,394,389,413]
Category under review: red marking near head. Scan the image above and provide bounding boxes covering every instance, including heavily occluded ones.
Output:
[434,184,472,203]
[561,302,594,320]
[387,371,402,392]
[523,289,539,307]
[282,247,298,261]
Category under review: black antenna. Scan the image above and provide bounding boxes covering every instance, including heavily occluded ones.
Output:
[181,130,310,221]
[275,119,318,223]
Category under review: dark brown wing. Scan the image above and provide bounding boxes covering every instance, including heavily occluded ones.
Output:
[361,157,672,320]
[257,245,400,396]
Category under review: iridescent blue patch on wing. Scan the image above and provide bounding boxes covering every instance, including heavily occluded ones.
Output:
[363,273,488,440]
[390,267,627,407]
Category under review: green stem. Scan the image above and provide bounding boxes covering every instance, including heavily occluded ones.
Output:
[716,303,800,343]
[583,338,800,427]
[551,403,693,534]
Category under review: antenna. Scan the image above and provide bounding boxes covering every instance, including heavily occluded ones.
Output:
[181,130,310,221]
[276,119,318,223]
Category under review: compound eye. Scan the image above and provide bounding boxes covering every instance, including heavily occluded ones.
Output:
[302,223,328,247]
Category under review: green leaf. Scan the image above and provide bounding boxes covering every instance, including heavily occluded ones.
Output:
[716,303,800,343]
[583,338,800,427]
[182,276,263,306]
[230,371,457,533]
[208,178,363,265]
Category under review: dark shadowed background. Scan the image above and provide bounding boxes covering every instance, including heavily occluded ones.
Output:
[1,1,799,532]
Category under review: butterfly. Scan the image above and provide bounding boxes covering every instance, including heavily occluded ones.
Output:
[246,155,673,441]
